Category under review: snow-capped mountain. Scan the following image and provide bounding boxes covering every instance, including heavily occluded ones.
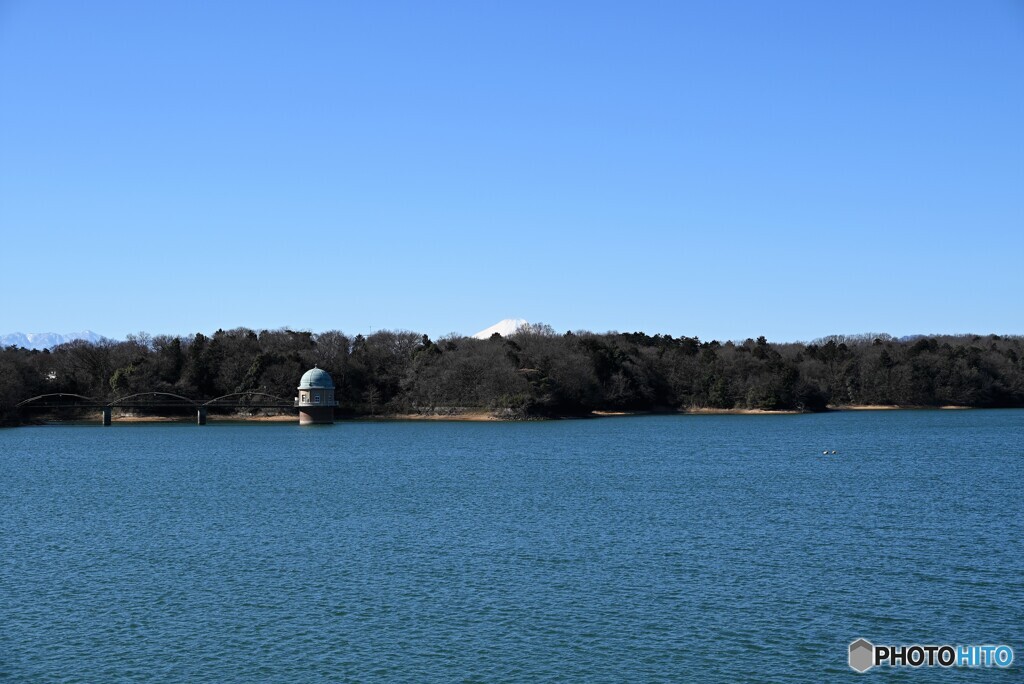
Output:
[0,331,105,350]
[472,319,529,340]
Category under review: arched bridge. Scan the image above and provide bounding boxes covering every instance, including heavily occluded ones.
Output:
[17,390,297,425]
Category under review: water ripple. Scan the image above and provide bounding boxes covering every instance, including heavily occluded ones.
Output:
[1,411,1021,681]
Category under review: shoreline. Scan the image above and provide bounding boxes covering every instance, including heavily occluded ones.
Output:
[826,404,972,411]
[12,404,987,426]
[116,414,299,423]
[679,407,804,415]
[355,413,504,422]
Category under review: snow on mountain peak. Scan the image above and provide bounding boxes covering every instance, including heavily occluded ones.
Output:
[0,331,105,350]
[472,319,529,340]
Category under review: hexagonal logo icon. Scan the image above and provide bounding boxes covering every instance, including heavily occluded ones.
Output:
[849,639,874,672]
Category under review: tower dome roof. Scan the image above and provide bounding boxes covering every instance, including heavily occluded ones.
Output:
[298,366,334,389]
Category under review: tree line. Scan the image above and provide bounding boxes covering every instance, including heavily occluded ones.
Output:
[2,326,1023,424]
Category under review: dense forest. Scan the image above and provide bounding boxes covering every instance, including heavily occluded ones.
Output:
[2,325,1024,424]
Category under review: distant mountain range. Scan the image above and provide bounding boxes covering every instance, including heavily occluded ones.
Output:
[0,331,105,350]
[3,323,534,349]
[0,327,944,350]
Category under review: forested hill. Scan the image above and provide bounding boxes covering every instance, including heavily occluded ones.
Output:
[2,326,1023,422]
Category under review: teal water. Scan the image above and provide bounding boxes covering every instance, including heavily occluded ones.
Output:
[1,411,1021,682]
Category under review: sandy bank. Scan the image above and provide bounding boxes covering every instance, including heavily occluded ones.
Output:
[828,404,973,411]
[208,414,295,422]
[357,411,503,422]
[830,404,902,411]
[681,407,804,415]
[39,413,298,424]
[109,415,189,423]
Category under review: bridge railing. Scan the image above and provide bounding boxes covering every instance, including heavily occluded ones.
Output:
[16,389,299,425]
[203,391,293,408]
[15,393,101,408]
[109,392,199,408]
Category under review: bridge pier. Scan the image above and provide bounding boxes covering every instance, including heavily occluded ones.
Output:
[101,406,112,426]
[197,407,207,426]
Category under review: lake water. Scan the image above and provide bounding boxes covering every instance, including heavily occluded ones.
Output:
[1,411,1021,681]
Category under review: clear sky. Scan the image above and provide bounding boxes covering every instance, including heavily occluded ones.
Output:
[1,1,1022,342]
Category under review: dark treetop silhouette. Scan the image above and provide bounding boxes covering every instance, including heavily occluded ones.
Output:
[2,327,1023,425]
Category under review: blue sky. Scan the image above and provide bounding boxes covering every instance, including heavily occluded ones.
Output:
[1,1,1022,342]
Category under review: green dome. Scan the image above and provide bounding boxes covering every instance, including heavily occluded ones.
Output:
[298,366,334,389]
